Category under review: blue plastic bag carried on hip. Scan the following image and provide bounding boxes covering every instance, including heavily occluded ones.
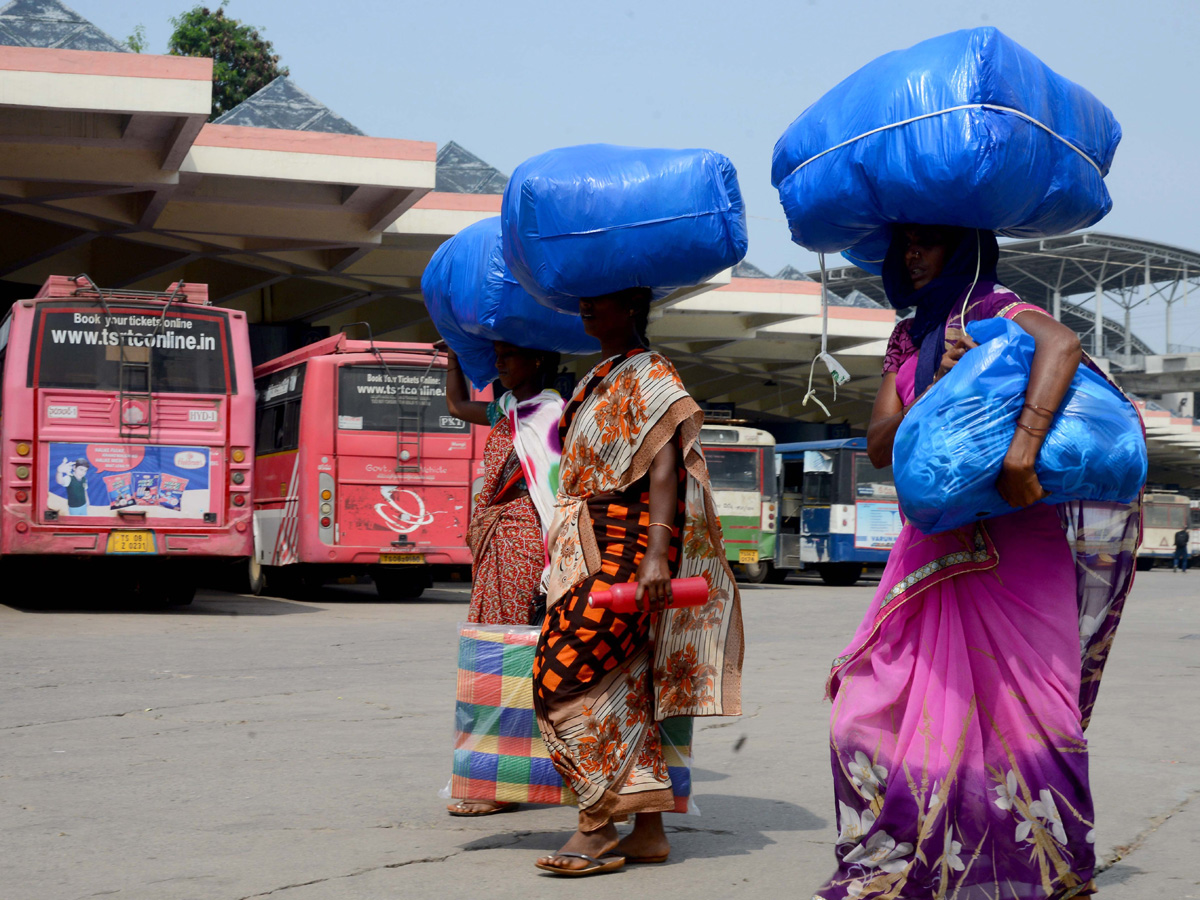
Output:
[421,217,599,388]
[893,318,1146,535]
[502,144,748,312]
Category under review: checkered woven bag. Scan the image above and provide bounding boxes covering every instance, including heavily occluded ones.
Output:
[449,623,694,810]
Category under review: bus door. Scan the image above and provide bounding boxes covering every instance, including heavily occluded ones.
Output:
[332,361,471,561]
[799,449,834,562]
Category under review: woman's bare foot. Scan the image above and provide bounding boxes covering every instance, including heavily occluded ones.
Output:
[446,799,514,816]
[615,812,671,861]
[536,821,620,872]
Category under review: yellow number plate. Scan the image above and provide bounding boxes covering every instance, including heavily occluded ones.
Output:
[739,549,759,564]
[380,553,423,565]
[107,531,156,554]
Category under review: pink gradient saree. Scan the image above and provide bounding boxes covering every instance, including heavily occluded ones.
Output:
[815,285,1142,900]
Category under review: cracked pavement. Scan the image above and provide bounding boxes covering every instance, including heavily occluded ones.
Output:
[1,572,1196,899]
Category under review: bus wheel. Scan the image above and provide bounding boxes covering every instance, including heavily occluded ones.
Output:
[818,563,862,587]
[738,561,770,584]
[247,556,266,596]
[373,566,429,600]
[164,579,197,606]
[765,564,790,584]
[1135,557,1154,572]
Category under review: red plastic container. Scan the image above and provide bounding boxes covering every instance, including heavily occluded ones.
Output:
[588,576,710,613]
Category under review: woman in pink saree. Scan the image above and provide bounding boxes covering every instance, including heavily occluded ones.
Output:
[815,226,1142,900]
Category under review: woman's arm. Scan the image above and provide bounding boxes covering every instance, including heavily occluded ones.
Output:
[435,341,492,426]
[866,373,905,468]
[996,310,1083,508]
[634,438,679,611]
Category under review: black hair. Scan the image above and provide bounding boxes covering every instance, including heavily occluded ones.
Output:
[615,287,653,346]
[533,349,561,391]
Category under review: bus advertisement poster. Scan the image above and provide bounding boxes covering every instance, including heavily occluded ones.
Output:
[854,501,902,550]
[47,442,211,518]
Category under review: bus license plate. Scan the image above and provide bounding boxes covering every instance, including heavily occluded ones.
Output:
[739,549,759,564]
[107,531,156,554]
[379,553,423,565]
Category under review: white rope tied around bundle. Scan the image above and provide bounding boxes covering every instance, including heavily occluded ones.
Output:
[802,253,849,417]
[786,103,1103,180]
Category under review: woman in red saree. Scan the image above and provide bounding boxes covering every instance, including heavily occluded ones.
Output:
[532,288,744,876]
[439,340,564,815]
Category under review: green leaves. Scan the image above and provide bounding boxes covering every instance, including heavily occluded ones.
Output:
[167,4,289,120]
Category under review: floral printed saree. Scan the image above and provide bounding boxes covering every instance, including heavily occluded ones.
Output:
[815,285,1142,900]
[533,348,743,830]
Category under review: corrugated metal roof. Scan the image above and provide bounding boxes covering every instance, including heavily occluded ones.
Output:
[213,76,365,135]
[435,141,508,194]
[0,0,128,52]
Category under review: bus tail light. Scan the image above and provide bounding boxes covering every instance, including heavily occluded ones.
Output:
[232,448,246,463]
[15,490,28,503]
[232,494,245,507]
[15,442,30,457]
[15,465,29,480]
[318,472,335,544]
[231,471,245,485]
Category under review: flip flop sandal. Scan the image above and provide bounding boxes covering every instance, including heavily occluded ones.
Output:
[446,801,518,817]
[534,852,627,877]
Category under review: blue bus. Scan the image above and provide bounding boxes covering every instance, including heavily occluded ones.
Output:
[774,438,900,586]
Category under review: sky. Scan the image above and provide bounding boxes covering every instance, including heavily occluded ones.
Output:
[76,0,1200,351]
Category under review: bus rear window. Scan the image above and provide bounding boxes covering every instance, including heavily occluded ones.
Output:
[854,452,896,500]
[30,303,233,394]
[337,365,467,434]
[705,449,760,492]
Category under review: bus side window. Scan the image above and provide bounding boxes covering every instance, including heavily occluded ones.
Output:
[802,471,831,506]
[255,399,301,454]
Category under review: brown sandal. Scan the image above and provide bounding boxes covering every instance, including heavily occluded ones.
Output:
[446,800,518,817]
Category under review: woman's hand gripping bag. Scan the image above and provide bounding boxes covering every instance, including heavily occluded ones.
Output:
[421,217,599,388]
[501,144,748,312]
[771,27,1121,272]
[894,318,1146,534]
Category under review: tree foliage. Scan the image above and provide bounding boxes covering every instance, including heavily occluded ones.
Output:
[125,24,147,54]
[168,2,289,120]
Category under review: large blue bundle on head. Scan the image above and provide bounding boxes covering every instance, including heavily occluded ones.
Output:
[894,318,1146,534]
[421,218,599,389]
[772,27,1121,273]
[502,144,748,312]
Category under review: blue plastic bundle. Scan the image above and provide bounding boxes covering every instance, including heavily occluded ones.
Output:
[421,218,599,388]
[502,144,748,311]
[772,27,1122,273]
[894,318,1146,534]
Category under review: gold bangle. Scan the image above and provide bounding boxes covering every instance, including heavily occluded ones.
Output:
[648,522,674,531]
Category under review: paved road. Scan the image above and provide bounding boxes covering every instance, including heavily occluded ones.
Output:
[2,570,1196,900]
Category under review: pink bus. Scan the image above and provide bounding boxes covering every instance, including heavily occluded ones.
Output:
[251,336,488,599]
[1,275,255,604]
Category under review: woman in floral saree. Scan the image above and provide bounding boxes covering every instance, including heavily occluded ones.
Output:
[532,287,743,876]
[814,225,1141,900]
[439,340,564,816]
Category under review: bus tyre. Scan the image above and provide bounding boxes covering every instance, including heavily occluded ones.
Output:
[738,561,770,584]
[373,566,429,600]
[765,564,790,584]
[818,563,862,587]
[247,556,266,596]
[1135,557,1154,572]
[164,579,197,606]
